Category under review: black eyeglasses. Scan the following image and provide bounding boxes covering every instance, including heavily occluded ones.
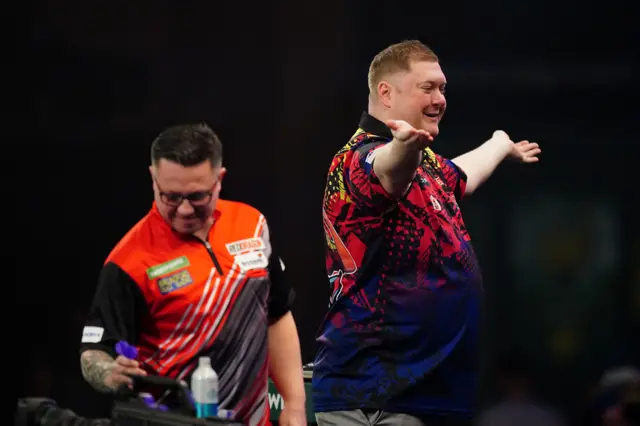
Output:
[154,179,217,207]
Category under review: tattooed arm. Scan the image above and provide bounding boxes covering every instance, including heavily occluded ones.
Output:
[80,350,117,393]
[79,263,148,393]
[80,350,146,393]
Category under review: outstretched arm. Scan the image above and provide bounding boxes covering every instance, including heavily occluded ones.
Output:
[372,119,433,198]
[452,130,540,195]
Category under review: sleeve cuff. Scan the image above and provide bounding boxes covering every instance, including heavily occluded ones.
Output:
[267,289,295,324]
[79,341,118,358]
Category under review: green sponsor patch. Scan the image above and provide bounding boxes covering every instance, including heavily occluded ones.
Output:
[147,256,190,279]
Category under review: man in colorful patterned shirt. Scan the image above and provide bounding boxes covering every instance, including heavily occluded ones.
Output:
[313,40,541,426]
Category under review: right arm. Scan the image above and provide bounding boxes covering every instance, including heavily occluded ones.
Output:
[372,120,432,198]
[81,349,145,393]
[80,262,148,392]
[344,120,432,208]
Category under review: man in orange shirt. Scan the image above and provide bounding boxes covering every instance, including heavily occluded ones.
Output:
[79,123,306,426]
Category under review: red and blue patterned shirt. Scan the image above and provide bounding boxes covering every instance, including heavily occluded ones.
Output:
[312,112,483,417]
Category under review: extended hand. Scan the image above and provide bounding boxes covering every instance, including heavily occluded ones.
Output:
[492,130,541,163]
[386,120,433,150]
[511,139,541,163]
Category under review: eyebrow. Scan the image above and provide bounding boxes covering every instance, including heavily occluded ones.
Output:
[417,80,447,87]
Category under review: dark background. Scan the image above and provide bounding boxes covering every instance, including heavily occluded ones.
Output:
[21,0,638,423]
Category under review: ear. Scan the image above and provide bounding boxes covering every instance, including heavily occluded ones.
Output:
[377,81,393,108]
[149,165,161,193]
[218,167,227,183]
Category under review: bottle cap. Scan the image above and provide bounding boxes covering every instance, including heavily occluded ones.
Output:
[198,356,211,367]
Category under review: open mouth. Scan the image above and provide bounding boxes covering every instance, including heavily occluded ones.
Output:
[423,112,439,120]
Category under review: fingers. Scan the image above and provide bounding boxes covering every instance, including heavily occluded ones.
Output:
[107,367,146,391]
[520,141,542,159]
[514,140,542,164]
[398,128,432,146]
[416,129,434,142]
[386,119,414,140]
[115,366,147,377]
[105,372,135,392]
[115,355,140,367]
[111,372,135,387]
[407,128,433,143]
[385,119,400,130]
[115,355,147,376]
[104,357,147,391]
[386,120,433,144]
[517,140,540,150]
[124,366,148,376]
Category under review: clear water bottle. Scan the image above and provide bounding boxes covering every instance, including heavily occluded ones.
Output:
[191,356,219,418]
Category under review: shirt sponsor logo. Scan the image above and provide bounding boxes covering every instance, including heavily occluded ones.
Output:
[147,256,190,279]
[157,269,194,295]
[226,238,265,256]
[236,251,269,272]
[81,326,104,343]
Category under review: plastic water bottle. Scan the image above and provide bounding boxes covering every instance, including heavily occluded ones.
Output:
[191,356,218,418]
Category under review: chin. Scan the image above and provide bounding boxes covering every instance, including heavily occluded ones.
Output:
[421,121,440,138]
[174,221,201,234]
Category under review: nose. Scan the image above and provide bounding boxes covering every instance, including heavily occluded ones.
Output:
[176,199,195,216]
[432,90,446,107]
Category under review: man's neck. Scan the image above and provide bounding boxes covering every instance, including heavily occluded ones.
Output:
[367,103,395,130]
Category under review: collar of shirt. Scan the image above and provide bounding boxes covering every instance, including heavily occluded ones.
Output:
[358,111,393,139]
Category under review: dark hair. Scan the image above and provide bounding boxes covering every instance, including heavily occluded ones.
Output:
[151,123,223,167]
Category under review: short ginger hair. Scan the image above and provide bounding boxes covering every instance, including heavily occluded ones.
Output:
[368,40,439,94]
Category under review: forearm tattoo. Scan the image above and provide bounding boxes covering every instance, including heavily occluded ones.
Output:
[80,350,116,393]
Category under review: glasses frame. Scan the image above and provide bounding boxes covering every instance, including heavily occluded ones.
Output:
[154,178,217,207]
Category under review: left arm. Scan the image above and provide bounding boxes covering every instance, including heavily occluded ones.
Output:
[268,312,306,409]
[263,221,306,424]
[452,131,540,195]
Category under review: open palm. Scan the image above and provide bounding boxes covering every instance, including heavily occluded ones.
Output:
[510,140,541,163]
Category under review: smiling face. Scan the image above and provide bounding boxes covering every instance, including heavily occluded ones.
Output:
[378,60,447,137]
